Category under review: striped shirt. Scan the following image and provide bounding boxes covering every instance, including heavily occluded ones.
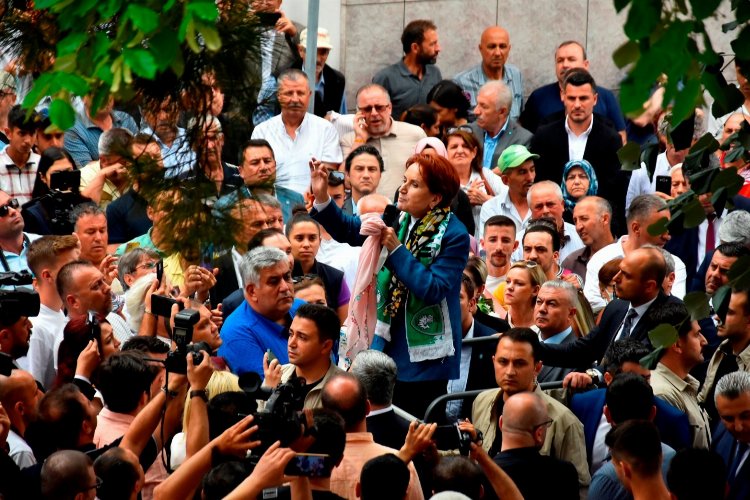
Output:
[0,147,40,205]
[64,110,138,168]
[251,112,343,195]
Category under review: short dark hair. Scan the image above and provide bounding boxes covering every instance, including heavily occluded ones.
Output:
[557,40,587,60]
[247,227,285,253]
[41,450,94,500]
[239,138,275,164]
[321,372,368,431]
[427,80,470,119]
[716,241,750,259]
[605,372,654,425]
[461,274,475,299]
[432,456,484,499]
[360,454,410,500]
[345,145,384,173]
[523,220,561,252]
[484,214,516,234]
[502,327,541,362]
[401,19,437,54]
[121,335,170,354]
[730,286,750,315]
[601,340,651,376]
[202,462,249,500]
[7,104,37,132]
[306,408,347,466]
[294,303,341,344]
[605,420,662,476]
[562,67,597,93]
[94,447,141,500]
[401,104,437,129]
[667,448,727,500]
[649,301,692,338]
[285,211,320,238]
[97,351,158,414]
[207,392,256,440]
[638,247,667,286]
[37,384,87,452]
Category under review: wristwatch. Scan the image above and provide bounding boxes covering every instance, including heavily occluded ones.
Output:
[585,369,602,385]
[190,389,209,402]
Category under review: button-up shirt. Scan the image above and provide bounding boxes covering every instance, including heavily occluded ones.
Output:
[64,110,138,168]
[565,115,594,161]
[481,118,510,168]
[140,125,196,178]
[0,147,40,205]
[615,296,657,340]
[478,186,528,240]
[446,320,476,420]
[453,63,525,121]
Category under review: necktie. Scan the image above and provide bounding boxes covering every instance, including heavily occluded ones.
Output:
[729,441,749,481]
[706,214,716,254]
[620,308,639,339]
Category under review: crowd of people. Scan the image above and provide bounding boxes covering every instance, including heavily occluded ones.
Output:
[2,1,750,499]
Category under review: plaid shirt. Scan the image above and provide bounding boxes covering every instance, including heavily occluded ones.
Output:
[64,110,138,168]
[0,146,40,205]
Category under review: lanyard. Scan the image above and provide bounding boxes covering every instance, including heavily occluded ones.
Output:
[0,234,30,272]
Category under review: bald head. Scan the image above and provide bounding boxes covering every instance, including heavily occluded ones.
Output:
[479,26,511,75]
[501,392,548,433]
[321,373,369,431]
[357,193,391,215]
[0,369,41,433]
[41,450,95,500]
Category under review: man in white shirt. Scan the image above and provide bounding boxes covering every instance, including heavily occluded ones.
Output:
[25,235,80,388]
[480,215,517,295]
[252,69,342,195]
[584,194,687,313]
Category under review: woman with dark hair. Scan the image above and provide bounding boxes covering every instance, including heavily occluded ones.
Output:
[22,147,90,234]
[401,104,440,137]
[446,129,505,237]
[310,153,470,417]
[427,80,470,134]
[55,314,121,389]
[286,213,350,323]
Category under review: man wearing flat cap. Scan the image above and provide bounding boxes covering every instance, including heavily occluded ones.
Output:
[298,27,347,118]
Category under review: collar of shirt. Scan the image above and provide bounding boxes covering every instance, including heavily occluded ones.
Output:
[626,295,658,327]
[231,246,244,288]
[316,71,326,91]
[367,405,394,417]
[539,326,573,344]
[0,147,34,169]
[486,117,510,141]
[654,362,698,393]
[564,114,594,138]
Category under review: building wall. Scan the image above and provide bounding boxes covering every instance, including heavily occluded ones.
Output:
[288,0,737,113]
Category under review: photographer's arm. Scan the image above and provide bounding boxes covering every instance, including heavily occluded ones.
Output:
[469,443,523,500]
[398,420,437,464]
[224,441,296,500]
[138,279,168,337]
[185,352,213,460]
[154,415,260,500]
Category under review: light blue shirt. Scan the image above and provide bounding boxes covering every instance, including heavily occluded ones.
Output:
[140,125,195,178]
[482,118,509,168]
[540,326,573,345]
[454,63,525,121]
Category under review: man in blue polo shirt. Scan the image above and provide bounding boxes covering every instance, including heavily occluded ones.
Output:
[219,246,304,376]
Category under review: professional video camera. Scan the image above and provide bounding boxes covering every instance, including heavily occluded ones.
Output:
[27,170,86,235]
[163,308,211,374]
[0,271,40,319]
[239,372,311,455]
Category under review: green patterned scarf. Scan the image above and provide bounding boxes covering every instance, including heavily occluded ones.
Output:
[375,207,455,362]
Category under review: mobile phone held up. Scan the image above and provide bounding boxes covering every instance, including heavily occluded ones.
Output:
[283,453,332,477]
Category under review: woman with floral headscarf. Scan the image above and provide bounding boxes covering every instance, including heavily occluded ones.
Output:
[561,159,598,223]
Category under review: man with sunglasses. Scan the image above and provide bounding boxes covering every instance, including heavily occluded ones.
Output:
[0,189,40,276]
[492,392,579,500]
[340,84,425,199]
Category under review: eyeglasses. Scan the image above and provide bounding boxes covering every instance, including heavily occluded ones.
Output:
[82,476,103,491]
[0,198,19,217]
[136,261,158,270]
[292,273,319,284]
[447,125,474,134]
[531,419,553,432]
[359,104,389,114]
[328,170,345,185]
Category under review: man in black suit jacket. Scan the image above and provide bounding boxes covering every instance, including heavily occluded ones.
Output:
[712,371,750,500]
[492,392,579,500]
[296,28,347,118]
[540,247,681,368]
[529,68,627,235]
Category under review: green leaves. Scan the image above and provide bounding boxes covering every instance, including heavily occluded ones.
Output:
[618,141,642,171]
[124,48,158,79]
[125,4,160,34]
[48,99,76,130]
[683,292,711,321]
[624,0,661,39]
[649,323,679,349]
[689,0,723,20]
[613,41,640,69]
[647,216,670,236]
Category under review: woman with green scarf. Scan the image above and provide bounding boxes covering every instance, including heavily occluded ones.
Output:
[310,154,470,418]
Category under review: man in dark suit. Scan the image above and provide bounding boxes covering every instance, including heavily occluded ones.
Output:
[534,280,578,383]
[468,80,532,170]
[540,247,682,368]
[711,371,750,500]
[492,392,579,500]
[569,339,691,473]
[342,145,384,216]
[297,28,347,118]
[529,68,627,235]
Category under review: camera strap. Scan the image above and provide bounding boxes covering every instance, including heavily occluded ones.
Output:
[0,234,30,272]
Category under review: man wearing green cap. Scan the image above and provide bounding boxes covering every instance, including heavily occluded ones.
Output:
[478,144,537,239]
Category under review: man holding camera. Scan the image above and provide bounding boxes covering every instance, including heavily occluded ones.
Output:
[263,303,342,409]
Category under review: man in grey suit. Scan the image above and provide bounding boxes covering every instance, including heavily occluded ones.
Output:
[534,280,577,383]
[468,80,532,171]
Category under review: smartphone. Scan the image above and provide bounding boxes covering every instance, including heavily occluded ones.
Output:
[655,175,672,195]
[151,294,182,317]
[49,169,81,192]
[156,260,164,286]
[256,11,281,27]
[266,348,277,364]
[283,453,332,477]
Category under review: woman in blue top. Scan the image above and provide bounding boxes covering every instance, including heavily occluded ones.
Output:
[310,154,470,418]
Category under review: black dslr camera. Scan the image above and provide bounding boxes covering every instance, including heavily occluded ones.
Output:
[434,422,474,456]
[239,372,311,454]
[164,308,211,374]
[0,271,40,376]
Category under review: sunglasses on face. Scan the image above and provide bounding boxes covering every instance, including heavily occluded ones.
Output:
[359,104,389,114]
[0,198,19,217]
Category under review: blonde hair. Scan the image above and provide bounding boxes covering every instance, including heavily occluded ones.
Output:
[182,370,241,429]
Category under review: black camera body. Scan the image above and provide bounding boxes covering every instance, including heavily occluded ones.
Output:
[434,422,473,456]
[239,373,309,454]
[164,309,210,374]
[0,272,40,323]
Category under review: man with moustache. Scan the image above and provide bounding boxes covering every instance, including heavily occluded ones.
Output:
[140,96,195,177]
[219,246,305,376]
[251,69,342,196]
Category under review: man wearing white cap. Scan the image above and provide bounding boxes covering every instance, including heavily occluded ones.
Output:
[298,28,347,117]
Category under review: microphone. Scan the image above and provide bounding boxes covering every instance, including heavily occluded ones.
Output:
[382,204,401,228]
